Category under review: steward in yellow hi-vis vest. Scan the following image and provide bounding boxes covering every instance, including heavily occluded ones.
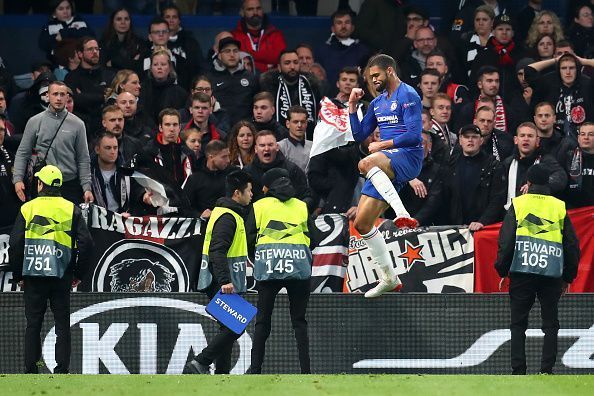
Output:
[246,167,312,374]
[186,170,253,375]
[495,164,580,375]
[9,165,93,374]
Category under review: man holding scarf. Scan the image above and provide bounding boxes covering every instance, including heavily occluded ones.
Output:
[562,122,594,208]
[260,50,322,140]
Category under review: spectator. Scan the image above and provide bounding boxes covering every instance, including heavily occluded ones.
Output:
[474,105,514,161]
[184,92,225,154]
[227,120,256,169]
[252,91,288,141]
[502,122,567,210]
[260,50,321,140]
[296,43,315,74]
[416,124,505,230]
[184,140,235,220]
[450,0,510,41]
[244,130,315,211]
[91,131,134,213]
[515,0,543,45]
[419,69,441,110]
[568,4,594,58]
[181,127,204,163]
[104,69,141,104]
[139,48,188,123]
[231,0,287,73]
[38,0,94,64]
[140,108,193,188]
[399,27,438,88]
[53,39,80,81]
[526,54,594,140]
[563,122,594,208]
[429,93,456,164]
[162,4,206,88]
[354,0,406,51]
[0,88,16,140]
[470,14,523,100]
[207,30,233,62]
[525,10,565,49]
[100,8,146,74]
[100,104,139,165]
[386,5,431,63]
[0,115,21,227]
[315,9,371,95]
[116,91,154,142]
[208,37,259,127]
[531,33,556,62]
[334,66,361,104]
[64,37,116,132]
[0,56,17,101]
[12,81,93,205]
[401,130,444,226]
[534,101,575,161]
[180,75,230,133]
[278,105,312,172]
[9,72,56,136]
[427,51,471,107]
[458,5,494,79]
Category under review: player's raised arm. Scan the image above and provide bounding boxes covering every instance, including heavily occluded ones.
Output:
[349,88,377,142]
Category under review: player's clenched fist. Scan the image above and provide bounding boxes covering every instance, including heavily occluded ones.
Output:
[349,88,364,104]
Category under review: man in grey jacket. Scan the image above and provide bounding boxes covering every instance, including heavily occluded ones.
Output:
[12,81,93,205]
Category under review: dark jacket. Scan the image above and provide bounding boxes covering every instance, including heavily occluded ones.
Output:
[183,156,237,216]
[244,151,315,213]
[38,15,94,62]
[207,67,259,127]
[140,133,194,188]
[9,190,94,282]
[562,148,594,209]
[100,34,146,74]
[253,118,289,142]
[0,145,21,227]
[207,197,248,287]
[123,110,155,142]
[481,128,514,162]
[539,128,577,162]
[501,150,568,198]
[139,75,188,123]
[90,157,139,214]
[494,184,580,283]
[168,28,206,89]
[422,150,505,226]
[64,65,116,131]
[402,154,445,226]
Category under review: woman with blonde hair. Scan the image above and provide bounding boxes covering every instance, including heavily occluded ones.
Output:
[227,120,256,168]
[104,69,141,103]
[525,11,565,49]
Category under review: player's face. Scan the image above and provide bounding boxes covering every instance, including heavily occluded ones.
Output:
[578,126,594,153]
[514,127,539,156]
[254,134,278,164]
[420,75,439,98]
[159,115,180,144]
[336,72,358,96]
[430,99,451,124]
[426,56,447,77]
[459,133,483,156]
[534,105,555,132]
[474,109,495,135]
[368,66,390,92]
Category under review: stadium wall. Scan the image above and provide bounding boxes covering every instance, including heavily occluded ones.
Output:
[1,293,593,374]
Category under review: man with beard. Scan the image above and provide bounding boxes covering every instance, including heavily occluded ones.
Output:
[64,37,115,132]
[99,105,139,165]
[231,0,286,73]
[260,50,321,140]
[208,37,259,127]
[502,122,567,210]
[252,91,288,141]
[115,91,155,142]
[348,54,424,298]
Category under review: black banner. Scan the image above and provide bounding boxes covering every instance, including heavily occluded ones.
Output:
[1,293,594,374]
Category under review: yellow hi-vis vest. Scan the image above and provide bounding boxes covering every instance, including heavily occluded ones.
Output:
[253,196,312,281]
[510,193,566,278]
[197,206,248,292]
[21,196,75,279]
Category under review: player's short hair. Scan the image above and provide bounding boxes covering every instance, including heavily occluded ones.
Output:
[225,170,252,197]
[430,93,452,107]
[367,54,397,73]
[205,139,227,156]
[253,91,274,104]
[158,108,180,125]
[287,105,308,121]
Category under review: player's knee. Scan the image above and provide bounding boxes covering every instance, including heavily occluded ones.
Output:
[358,157,374,175]
[353,216,372,235]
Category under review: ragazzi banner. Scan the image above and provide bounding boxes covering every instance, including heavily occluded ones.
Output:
[80,204,203,292]
[345,220,475,293]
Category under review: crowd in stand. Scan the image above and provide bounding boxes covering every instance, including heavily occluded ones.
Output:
[1,0,594,230]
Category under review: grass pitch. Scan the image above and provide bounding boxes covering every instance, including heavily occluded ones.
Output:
[1,374,593,396]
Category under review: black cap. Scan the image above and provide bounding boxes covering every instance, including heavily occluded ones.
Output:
[527,164,550,186]
[218,37,241,52]
[458,124,482,136]
[493,14,513,29]
[262,167,290,188]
